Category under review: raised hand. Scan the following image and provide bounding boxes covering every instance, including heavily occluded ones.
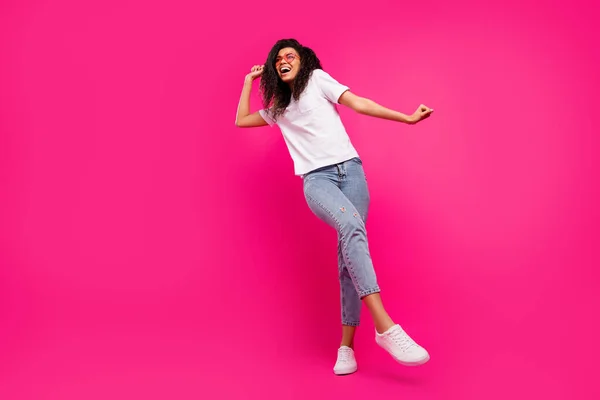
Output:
[245,65,264,82]
[410,104,434,124]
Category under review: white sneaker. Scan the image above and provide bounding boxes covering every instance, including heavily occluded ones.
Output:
[333,346,358,375]
[375,324,430,366]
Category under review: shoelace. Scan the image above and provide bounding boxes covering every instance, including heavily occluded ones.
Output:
[337,348,353,363]
[389,329,417,352]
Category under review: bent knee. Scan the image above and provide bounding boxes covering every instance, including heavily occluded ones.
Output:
[338,212,365,233]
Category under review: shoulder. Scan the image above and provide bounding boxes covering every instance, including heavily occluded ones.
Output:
[310,68,344,86]
[308,69,340,89]
[258,108,276,126]
[311,68,332,80]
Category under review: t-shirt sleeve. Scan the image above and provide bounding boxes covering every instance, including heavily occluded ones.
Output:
[313,69,350,104]
[258,108,276,126]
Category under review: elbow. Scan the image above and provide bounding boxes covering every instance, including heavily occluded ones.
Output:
[235,116,250,128]
[354,98,371,115]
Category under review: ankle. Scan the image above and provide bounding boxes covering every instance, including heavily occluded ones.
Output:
[375,321,395,334]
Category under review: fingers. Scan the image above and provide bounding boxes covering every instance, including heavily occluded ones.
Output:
[419,104,434,115]
[412,104,434,124]
[245,65,265,82]
[251,65,265,73]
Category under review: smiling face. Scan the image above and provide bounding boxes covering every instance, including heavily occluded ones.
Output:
[260,39,323,118]
[275,47,301,84]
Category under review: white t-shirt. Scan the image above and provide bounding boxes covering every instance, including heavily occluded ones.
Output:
[259,69,359,176]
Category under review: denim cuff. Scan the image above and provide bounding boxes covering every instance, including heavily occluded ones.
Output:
[358,287,381,299]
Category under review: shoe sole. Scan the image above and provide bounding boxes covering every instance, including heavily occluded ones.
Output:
[376,340,431,366]
[333,366,358,375]
[394,353,430,366]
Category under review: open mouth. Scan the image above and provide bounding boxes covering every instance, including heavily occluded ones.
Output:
[280,66,291,74]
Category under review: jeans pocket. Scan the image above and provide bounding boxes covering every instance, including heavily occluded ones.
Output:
[351,157,363,165]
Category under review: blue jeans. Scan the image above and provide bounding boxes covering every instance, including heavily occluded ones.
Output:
[302,157,380,327]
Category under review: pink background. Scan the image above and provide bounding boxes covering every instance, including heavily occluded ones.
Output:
[1,0,598,399]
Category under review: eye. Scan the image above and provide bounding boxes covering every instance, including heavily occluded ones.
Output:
[286,54,295,61]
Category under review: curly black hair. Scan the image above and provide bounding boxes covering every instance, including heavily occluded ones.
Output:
[259,38,322,121]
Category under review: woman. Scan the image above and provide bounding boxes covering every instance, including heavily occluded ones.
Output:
[235,38,434,375]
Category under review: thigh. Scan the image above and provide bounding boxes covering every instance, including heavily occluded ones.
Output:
[341,158,370,222]
[303,170,362,230]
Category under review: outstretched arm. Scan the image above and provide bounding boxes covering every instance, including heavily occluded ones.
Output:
[235,65,268,128]
[338,91,433,125]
